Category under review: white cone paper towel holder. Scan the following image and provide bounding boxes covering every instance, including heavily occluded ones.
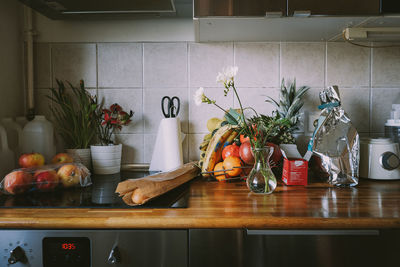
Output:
[149,117,185,172]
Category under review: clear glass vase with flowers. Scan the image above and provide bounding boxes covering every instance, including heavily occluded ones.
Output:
[194,67,292,194]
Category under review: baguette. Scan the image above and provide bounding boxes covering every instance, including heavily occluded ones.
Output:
[116,162,200,206]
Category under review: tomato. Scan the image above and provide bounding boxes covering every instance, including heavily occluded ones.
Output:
[222,144,240,160]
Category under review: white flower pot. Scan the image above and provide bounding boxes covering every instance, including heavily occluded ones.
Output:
[66,148,92,170]
[90,144,122,175]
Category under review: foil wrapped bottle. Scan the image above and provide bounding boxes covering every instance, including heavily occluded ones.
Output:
[306,86,359,186]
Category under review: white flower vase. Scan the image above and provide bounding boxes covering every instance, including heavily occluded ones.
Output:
[90,144,122,175]
[66,148,92,170]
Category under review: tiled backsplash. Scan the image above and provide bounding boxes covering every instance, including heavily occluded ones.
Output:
[33,42,400,163]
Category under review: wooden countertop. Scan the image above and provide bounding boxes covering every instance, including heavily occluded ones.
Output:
[0,179,399,229]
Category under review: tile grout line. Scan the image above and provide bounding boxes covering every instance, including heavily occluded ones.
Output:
[324,42,327,88]
[141,42,145,163]
[369,43,373,135]
[185,41,190,161]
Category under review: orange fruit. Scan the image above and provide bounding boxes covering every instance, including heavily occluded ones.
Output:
[223,156,243,177]
[213,162,229,182]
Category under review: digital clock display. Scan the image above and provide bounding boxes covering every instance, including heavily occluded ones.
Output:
[61,243,76,250]
[43,237,90,267]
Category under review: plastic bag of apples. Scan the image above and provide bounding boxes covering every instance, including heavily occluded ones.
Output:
[0,152,91,195]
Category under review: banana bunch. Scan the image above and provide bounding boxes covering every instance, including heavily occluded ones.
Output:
[199,124,238,177]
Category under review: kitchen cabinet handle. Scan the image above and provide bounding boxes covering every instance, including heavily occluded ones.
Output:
[265,11,283,18]
[246,229,380,236]
[293,10,311,17]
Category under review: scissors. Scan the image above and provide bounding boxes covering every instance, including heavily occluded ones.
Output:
[161,96,180,118]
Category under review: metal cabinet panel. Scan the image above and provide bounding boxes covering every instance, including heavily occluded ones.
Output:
[194,0,286,17]
[288,0,380,16]
[189,229,245,267]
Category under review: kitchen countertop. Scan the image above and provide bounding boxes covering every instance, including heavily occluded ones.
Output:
[0,178,399,229]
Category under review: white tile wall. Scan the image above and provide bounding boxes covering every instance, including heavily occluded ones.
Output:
[98,43,143,88]
[34,41,400,164]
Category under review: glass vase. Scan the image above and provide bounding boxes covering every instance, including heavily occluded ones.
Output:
[246,146,277,194]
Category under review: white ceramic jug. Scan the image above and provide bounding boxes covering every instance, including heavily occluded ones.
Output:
[1,118,22,164]
[21,115,56,163]
[0,124,15,178]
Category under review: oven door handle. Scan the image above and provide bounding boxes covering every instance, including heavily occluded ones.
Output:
[246,229,380,236]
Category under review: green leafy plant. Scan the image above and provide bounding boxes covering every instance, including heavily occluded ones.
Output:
[265,79,310,131]
[47,79,99,149]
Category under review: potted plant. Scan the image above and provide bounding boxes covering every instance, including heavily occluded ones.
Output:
[47,80,99,169]
[91,103,133,175]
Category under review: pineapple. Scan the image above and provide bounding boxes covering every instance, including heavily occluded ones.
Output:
[265,79,309,131]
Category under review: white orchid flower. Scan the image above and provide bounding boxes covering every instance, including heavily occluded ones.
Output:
[194,87,205,106]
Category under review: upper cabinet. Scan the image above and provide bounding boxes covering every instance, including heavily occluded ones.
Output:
[194,0,381,17]
[194,0,286,17]
[288,0,380,16]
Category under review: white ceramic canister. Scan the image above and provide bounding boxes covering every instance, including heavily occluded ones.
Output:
[1,118,22,164]
[90,144,122,175]
[21,115,56,163]
[0,124,15,178]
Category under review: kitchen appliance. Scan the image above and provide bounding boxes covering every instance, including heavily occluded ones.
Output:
[360,138,400,180]
[384,104,400,143]
[0,229,187,267]
[0,170,191,266]
[0,171,191,208]
[17,0,177,19]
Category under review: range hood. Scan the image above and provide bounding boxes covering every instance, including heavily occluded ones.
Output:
[18,0,177,19]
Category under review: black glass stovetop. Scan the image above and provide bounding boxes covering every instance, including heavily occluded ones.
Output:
[0,171,191,209]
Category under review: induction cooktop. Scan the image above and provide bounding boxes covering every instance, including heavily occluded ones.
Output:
[0,171,191,209]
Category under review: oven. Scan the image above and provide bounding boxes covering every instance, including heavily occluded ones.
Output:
[0,229,187,267]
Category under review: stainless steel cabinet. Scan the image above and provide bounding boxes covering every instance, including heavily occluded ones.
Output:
[189,229,400,267]
[194,0,380,17]
[288,0,380,16]
[194,0,286,17]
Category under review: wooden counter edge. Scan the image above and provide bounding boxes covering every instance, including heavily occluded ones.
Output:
[0,216,399,229]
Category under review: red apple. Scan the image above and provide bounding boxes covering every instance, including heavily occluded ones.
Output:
[3,171,33,194]
[239,141,255,165]
[34,170,59,191]
[57,164,81,188]
[18,153,45,168]
[51,153,74,164]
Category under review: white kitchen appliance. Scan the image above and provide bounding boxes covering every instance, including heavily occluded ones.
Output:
[360,138,400,180]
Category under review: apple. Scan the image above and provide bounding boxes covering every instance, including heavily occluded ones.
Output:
[57,164,81,188]
[3,171,33,194]
[18,153,45,168]
[34,170,59,191]
[51,153,74,164]
[239,141,255,165]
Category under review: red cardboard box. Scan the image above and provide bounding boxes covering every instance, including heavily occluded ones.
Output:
[280,144,308,186]
[282,158,308,186]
